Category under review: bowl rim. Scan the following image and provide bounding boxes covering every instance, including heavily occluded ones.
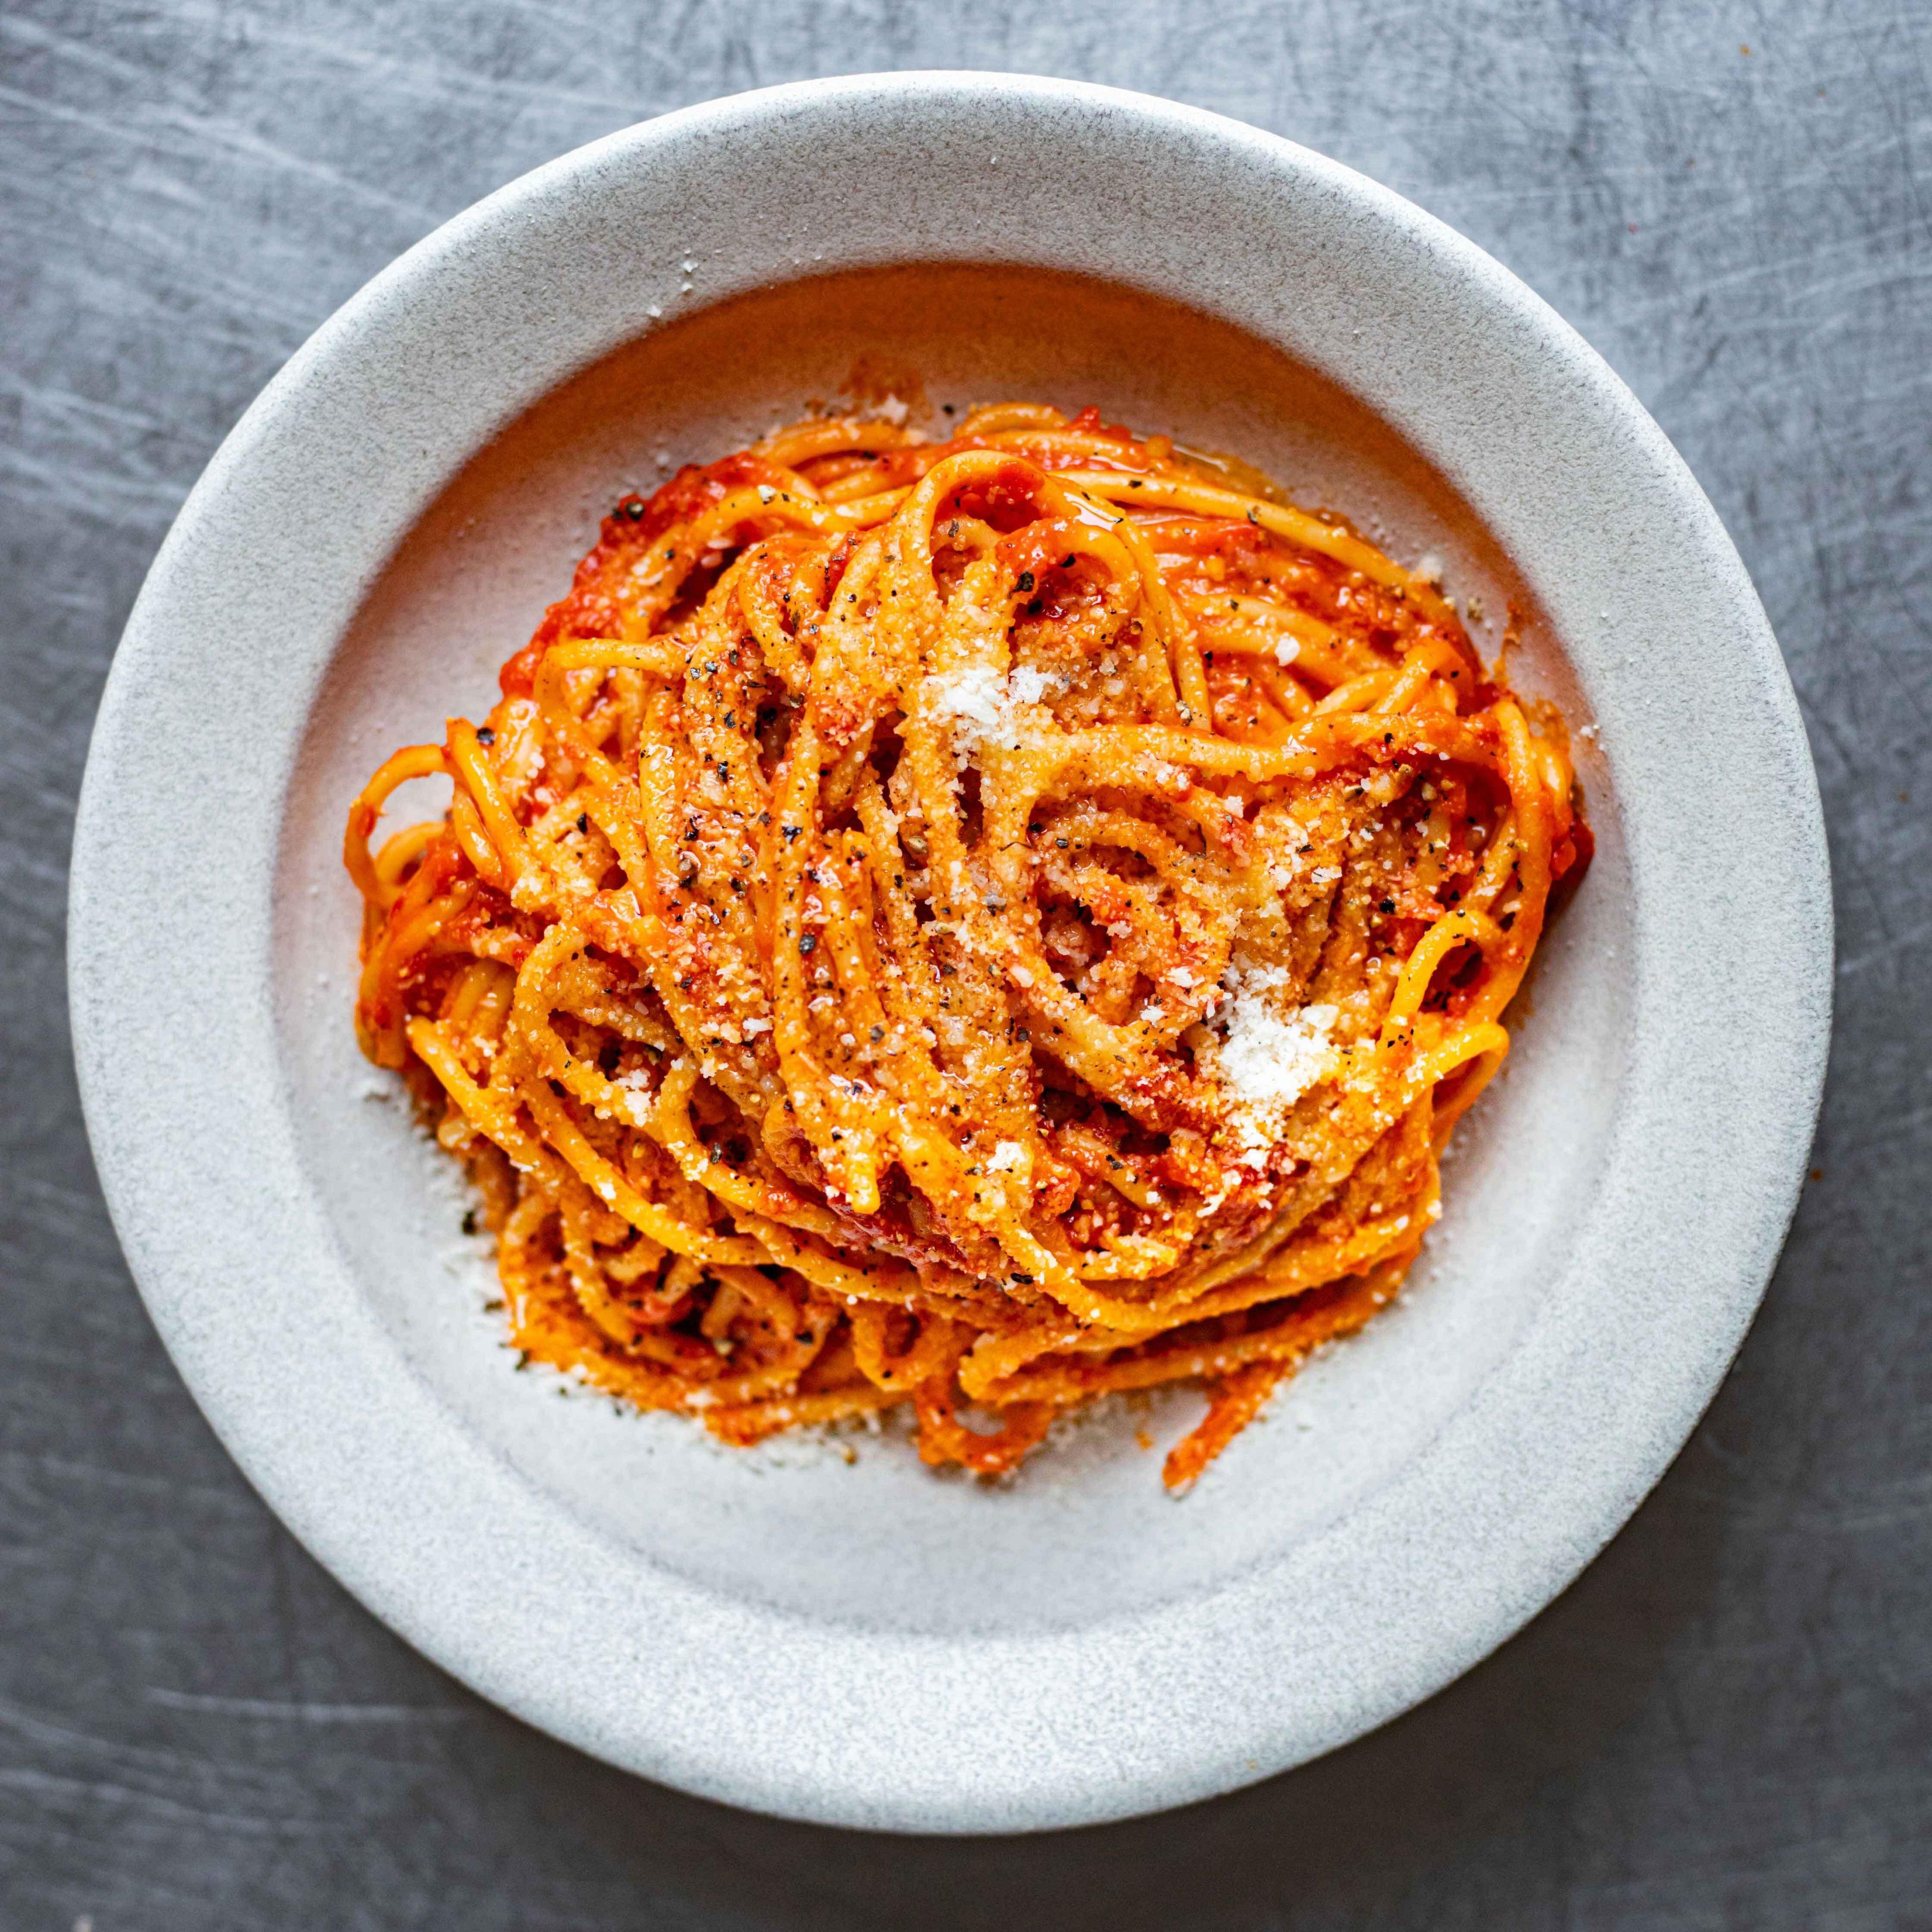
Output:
[68,70,1831,1833]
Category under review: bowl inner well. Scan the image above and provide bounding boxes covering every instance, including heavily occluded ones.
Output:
[277,264,1627,1639]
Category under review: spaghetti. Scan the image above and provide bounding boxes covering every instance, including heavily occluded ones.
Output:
[348,403,1589,1489]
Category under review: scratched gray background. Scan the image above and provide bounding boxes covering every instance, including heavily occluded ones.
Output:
[4,1,1929,1925]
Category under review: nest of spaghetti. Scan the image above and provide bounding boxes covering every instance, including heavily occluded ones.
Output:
[348,403,1588,1490]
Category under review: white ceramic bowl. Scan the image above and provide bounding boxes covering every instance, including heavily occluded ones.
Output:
[69,73,1830,1832]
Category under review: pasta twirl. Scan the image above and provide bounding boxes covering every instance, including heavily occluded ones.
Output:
[348,403,1590,1488]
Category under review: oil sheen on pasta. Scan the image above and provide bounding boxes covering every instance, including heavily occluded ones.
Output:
[347,403,1589,1490]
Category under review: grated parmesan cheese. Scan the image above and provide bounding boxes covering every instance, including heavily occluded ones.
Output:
[1009,664,1050,705]
[1219,997,1339,1112]
[1201,965,1341,1167]
[925,663,1005,740]
[923,662,1053,760]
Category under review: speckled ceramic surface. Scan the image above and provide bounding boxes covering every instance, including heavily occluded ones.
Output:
[67,73,1830,1833]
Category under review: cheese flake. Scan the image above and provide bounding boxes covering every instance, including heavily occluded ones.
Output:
[923,662,1052,760]
[1218,994,1339,1113]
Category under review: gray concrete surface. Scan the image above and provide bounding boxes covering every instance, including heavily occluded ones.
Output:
[3,3,1927,1925]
